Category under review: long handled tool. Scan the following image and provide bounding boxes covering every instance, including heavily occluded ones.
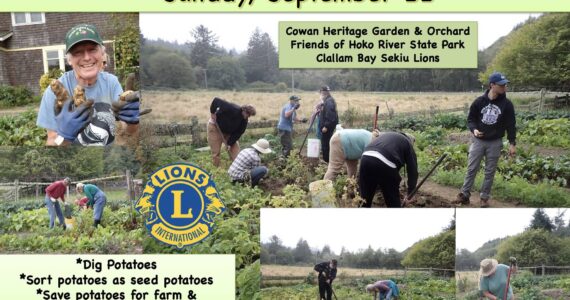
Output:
[373,105,379,130]
[504,257,516,300]
[328,282,338,300]
[403,153,448,206]
[298,112,318,156]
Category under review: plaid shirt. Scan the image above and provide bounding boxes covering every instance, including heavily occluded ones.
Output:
[228,148,260,181]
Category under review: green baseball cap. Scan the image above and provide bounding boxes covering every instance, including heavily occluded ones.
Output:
[65,24,103,53]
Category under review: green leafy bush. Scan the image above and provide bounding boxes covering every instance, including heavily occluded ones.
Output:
[0,85,35,107]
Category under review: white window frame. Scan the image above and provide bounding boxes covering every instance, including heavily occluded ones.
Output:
[42,46,66,73]
[11,13,45,26]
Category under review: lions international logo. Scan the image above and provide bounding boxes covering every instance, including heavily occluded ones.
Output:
[135,163,225,248]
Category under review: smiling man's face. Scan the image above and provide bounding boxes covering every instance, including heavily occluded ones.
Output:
[68,41,103,85]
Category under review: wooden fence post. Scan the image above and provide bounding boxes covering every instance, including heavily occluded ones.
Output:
[542,265,545,276]
[539,88,546,113]
[14,179,19,202]
[191,116,199,147]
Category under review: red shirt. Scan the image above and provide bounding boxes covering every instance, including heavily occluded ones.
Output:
[45,181,66,201]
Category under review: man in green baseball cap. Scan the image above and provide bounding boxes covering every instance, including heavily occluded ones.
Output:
[37,24,141,146]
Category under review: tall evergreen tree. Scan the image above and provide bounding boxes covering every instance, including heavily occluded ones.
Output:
[528,209,555,232]
[189,25,219,68]
[244,28,278,83]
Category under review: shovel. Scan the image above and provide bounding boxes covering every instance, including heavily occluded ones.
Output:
[504,257,516,300]
[373,105,379,130]
[403,153,447,206]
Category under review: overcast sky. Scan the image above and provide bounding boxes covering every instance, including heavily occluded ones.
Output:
[260,208,455,253]
[456,208,567,252]
[140,13,540,52]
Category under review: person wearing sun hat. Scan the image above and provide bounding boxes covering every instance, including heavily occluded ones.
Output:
[37,24,140,146]
[479,258,517,300]
[228,138,272,187]
[453,71,517,208]
[277,95,307,157]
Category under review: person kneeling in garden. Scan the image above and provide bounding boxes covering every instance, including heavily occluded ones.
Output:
[228,139,272,188]
[366,280,400,300]
[76,182,107,227]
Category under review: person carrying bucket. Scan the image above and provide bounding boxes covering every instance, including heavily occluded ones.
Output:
[44,177,71,229]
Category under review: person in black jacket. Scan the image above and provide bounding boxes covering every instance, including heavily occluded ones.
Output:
[314,259,338,300]
[208,97,256,167]
[318,86,339,163]
[358,132,418,208]
[453,72,516,208]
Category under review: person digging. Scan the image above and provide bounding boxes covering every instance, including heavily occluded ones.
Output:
[314,259,338,300]
[366,279,400,300]
[76,182,107,227]
[479,257,517,300]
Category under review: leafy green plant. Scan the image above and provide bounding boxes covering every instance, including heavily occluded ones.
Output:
[0,85,34,108]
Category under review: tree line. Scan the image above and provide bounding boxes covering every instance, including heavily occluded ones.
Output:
[456,209,570,271]
[261,220,454,270]
[141,13,569,92]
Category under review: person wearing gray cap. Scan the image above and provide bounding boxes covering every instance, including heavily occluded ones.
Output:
[453,72,517,208]
[277,95,307,157]
[37,24,140,146]
[44,177,71,229]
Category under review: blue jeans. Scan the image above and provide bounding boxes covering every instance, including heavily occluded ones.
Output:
[45,196,65,228]
[92,191,107,221]
[250,166,268,187]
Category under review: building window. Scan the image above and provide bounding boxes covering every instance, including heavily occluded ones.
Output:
[42,47,67,73]
[11,13,45,26]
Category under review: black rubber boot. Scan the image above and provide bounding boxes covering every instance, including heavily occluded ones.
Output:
[94,220,101,228]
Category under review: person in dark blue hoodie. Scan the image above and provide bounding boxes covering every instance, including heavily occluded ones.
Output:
[453,72,516,207]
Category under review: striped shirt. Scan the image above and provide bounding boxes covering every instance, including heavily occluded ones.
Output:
[228,148,260,181]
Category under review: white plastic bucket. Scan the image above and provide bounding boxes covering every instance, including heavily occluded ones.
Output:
[307,138,320,158]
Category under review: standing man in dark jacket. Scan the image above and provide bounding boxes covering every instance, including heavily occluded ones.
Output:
[318,86,338,163]
[453,72,516,208]
[359,132,418,208]
[208,97,256,167]
[45,177,71,229]
[314,259,338,300]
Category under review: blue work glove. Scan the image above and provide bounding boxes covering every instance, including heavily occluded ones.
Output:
[112,91,140,124]
[56,99,92,141]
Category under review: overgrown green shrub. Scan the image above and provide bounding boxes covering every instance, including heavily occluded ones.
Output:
[0,85,34,107]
